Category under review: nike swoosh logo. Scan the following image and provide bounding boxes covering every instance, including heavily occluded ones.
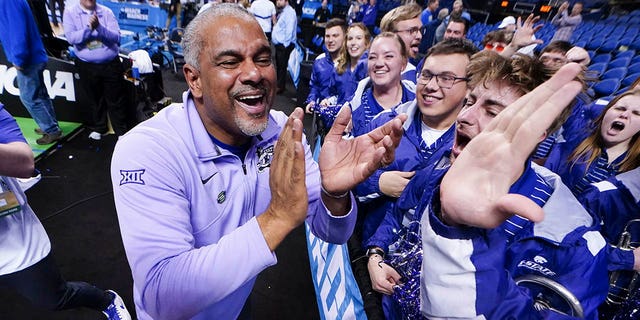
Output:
[201,172,218,185]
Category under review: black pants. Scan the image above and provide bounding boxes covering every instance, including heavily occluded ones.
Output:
[75,57,129,136]
[0,253,112,311]
[274,43,294,91]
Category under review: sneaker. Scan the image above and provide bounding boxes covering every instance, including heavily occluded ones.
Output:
[88,131,102,140]
[36,131,63,145]
[102,290,132,320]
[34,128,45,135]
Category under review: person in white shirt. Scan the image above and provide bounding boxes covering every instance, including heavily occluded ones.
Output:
[250,0,277,41]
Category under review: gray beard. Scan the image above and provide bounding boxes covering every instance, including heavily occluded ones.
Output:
[235,112,268,137]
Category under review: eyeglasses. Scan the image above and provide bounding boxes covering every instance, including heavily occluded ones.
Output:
[484,43,505,52]
[396,27,421,36]
[417,70,468,89]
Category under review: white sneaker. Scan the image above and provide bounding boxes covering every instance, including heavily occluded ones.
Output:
[89,131,102,140]
[17,173,42,192]
[102,290,132,320]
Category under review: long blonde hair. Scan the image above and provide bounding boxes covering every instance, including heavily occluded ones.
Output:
[569,89,640,173]
[335,23,370,75]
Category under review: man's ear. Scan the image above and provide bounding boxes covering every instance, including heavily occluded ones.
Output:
[183,64,203,99]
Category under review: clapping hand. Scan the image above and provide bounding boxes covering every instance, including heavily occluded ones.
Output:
[318,106,407,196]
[558,1,569,13]
[88,13,100,30]
[439,63,583,228]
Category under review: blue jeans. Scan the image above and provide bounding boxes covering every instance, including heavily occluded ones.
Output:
[16,62,60,135]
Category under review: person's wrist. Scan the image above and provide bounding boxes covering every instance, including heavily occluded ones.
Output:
[366,247,385,258]
[321,185,349,199]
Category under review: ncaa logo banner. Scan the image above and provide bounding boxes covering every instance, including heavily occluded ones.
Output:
[0,46,89,123]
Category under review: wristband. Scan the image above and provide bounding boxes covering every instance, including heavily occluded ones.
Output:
[366,247,385,258]
[321,185,349,199]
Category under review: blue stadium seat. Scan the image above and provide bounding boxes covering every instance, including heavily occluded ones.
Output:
[616,15,631,24]
[631,36,640,51]
[625,28,639,39]
[608,56,632,69]
[612,25,627,35]
[574,40,588,49]
[587,62,607,77]
[602,67,627,80]
[599,39,619,53]
[591,53,611,64]
[615,86,629,95]
[592,79,621,98]
[629,62,640,74]
[615,50,636,60]
[600,26,615,37]
[622,72,640,87]
[585,37,604,51]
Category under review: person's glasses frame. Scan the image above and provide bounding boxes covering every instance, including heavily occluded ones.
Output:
[417,70,469,89]
[395,26,422,36]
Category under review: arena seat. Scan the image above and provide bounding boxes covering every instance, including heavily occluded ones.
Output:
[587,62,607,77]
[628,62,640,74]
[602,67,627,80]
[591,53,611,65]
[615,50,636,60]
[615,86,629,95]
[622,72,640,88]
[608,56,632,69]
[585,37,604,51]
[591,78,621,98]
[599,39,619,53]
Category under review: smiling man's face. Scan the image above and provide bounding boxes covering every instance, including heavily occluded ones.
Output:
[185,15,276,146]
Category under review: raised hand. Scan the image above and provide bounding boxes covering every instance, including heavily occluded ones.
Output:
[259,108,308,250]
[89,13,100,30]
[318,106,407,196]
[566,46,590,66]
[439,63,583,228]
[558,1,569,13]
[511,14,543,49]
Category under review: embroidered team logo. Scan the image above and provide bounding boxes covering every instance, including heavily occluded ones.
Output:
[119,169,146,186]
[256,145,274,173]
[518,255,556,277]
[217,191,226,204]
[533,255,548,264]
